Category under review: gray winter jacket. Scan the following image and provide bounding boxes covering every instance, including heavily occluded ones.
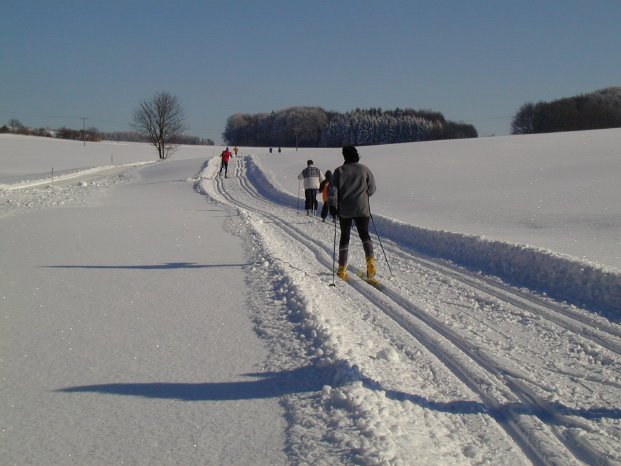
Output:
[328,162,376,218]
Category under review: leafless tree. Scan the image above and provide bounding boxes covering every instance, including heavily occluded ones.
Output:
[511,103,538,134]
[132,91,188,159]
[8,119,25,132]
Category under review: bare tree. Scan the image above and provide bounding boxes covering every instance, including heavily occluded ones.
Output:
[132,91,188,159]
[8,119,25,132]
[511,102,538,135]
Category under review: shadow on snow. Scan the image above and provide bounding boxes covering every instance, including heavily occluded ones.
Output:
[41,262,252,270]
[57,364,621,424]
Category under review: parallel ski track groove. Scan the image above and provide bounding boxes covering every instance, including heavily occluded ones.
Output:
[207,157,609,466]
[238,158,621,355]
[382,244,621,355]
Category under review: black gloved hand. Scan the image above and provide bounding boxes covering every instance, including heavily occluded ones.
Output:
[329,205,338,217]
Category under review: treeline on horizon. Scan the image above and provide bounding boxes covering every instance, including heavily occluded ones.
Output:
[222,107,478,147]
[511,87,621,134]
[102,131,214,146]
[5,86,620,147]
[0,121,214,146]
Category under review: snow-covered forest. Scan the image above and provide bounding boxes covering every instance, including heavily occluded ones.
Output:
[511,87,621,135]
[223,106,478,148]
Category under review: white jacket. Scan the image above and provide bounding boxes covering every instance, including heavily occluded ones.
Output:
[298,165,324,190]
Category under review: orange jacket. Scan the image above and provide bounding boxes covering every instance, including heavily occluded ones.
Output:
[321,180,330,202]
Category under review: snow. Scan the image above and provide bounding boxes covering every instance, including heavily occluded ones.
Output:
[2,132,621,465]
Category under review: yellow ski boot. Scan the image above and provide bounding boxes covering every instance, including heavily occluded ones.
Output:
[366,257,379,285]
[337,265,349,281]
[366,257,377,279]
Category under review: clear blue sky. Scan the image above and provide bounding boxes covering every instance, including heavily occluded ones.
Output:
[2,0,620,143]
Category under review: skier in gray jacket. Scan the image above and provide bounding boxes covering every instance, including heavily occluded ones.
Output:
[328,145,377,281]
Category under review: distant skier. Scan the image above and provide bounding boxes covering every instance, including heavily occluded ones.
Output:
[298,159,324,215]
[233,145,239,156]
[219,147,232,178]
[329,145,377,282]
[319,170,333,222]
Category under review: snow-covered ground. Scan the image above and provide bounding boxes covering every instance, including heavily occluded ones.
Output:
[251,130,621,317]
[255,130,621,273]
[1,133,621,465]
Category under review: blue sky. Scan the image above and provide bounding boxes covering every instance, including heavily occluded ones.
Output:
[2,0,620,143]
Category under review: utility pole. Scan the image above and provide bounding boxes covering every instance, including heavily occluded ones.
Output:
[81,117,87,146]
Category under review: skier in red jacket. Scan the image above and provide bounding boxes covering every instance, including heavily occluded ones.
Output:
[219,147,232,178]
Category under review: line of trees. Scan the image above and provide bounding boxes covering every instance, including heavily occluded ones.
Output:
[57,127,102,142]
[0,120,103,142]
[511,87,621,135]
[1,116,213,148]
[102,130,213,146]
[223,106,477,147]
[0,119,55,138]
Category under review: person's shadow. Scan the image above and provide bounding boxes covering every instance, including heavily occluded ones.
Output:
[42,261,251,270]
[57,365,329,401]
[56,363,621,424]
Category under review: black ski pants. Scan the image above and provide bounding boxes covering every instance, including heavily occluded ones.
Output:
[304,188,318,211]
[338,216,373,266]
[219,160,229,175]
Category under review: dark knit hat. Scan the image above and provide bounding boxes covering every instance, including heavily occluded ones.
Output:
[307,159,313,166]
[342,145,359,163]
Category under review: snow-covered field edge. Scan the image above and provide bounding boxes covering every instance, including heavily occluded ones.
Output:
[246,155,620,321]
[0,161,156,191]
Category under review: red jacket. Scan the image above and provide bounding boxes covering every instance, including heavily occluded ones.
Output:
[221,150,232,162]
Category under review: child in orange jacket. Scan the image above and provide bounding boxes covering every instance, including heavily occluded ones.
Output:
[319,170,333,222]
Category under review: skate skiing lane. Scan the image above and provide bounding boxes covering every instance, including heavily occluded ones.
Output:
[0,158,287,465]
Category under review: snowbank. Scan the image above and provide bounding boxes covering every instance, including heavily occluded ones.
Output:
[371,215,621,318]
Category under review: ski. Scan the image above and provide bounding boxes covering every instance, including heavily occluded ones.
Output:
[357,271,383,289]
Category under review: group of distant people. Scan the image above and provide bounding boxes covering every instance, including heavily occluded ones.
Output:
[218,144,378,282]
[298,146,377,282]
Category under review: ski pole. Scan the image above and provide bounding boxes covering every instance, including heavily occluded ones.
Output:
[297,179,301,214]
[329,216,337,287]
[370,213,393,276]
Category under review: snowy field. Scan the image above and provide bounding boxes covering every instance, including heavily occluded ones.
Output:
[254,130,621,271]
[1,133,621,465]
[0,134,220,185]
[250,130,621,316]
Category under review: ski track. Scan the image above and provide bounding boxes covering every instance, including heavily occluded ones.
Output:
[197,156,621,466]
